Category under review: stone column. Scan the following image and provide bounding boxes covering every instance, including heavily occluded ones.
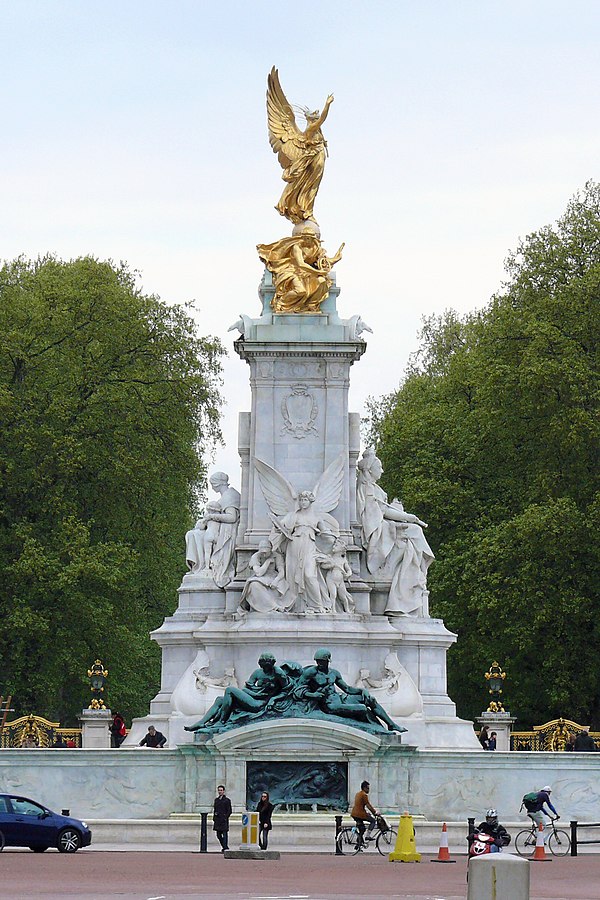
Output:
[78,708,112,748]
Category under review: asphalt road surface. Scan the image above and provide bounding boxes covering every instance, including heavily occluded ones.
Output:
[1,850,600,899]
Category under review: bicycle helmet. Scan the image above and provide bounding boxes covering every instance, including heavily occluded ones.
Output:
[542,785,552,793]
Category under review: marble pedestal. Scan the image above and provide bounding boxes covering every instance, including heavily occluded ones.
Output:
[78,708,112,748]
[127,273,479,751]
[476,712,516,751]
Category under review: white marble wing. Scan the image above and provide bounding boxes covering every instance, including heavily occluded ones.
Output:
[254,458,298,517]
[312,452,345,514]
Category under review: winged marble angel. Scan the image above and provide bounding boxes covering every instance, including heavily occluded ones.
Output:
[254,454,346,614]
[266,66,334,227]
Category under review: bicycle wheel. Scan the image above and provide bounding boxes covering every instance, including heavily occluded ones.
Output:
[336,826,362,855]
[548,829,571,857]
[376,827,397,855]
[515,829,536,857]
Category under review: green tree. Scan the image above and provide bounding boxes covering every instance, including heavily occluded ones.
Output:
[0,256,224,723]
[369,182,600,726]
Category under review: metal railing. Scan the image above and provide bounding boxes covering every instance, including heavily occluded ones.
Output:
[570,820,600,856]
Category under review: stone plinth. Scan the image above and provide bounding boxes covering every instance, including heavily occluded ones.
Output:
[78,708,112,749]
[467,854,530,900]
[477,712,516,751]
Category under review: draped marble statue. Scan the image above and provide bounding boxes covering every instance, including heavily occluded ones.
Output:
[356,449,434,616]
[238,540,292,614]
[170,649,238,717]
[254,455,345,613]
[356,652,423,718]
[185,472,240,588]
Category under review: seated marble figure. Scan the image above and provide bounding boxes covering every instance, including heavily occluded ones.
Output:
[185,648,406,735]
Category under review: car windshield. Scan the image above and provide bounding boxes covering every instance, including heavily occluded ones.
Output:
[10,797,46,816]
[0,797,9,812]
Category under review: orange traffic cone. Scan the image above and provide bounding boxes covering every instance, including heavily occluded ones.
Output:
[531,822,552,862]
[431,822,456,863]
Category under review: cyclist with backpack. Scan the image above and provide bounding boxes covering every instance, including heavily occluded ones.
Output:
[522,786,559,837]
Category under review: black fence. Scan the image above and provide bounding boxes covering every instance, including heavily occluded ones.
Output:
[570,820,600,856]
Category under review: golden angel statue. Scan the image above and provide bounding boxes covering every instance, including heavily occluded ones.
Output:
[267,66,334,226]
[253,454,345,613]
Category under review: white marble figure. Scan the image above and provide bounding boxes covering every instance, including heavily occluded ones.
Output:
[356,652,423,717]
[238,540,292,614]
[254,454,345,614]
[316,536,355,613]
[344,314,373,341]
[185,501,221,574]
[184,472,241,588]
[356,449,434,616]
[170,650,239,717]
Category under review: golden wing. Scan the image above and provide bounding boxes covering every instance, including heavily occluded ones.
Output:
[267,66,305,169]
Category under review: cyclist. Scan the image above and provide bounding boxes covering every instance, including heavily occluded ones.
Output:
[351,780,378,846]
[468,809,511,852]
[524,786,559,838]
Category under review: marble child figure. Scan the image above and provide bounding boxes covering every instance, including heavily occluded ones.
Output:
[316,537,354,613]
[185,502,221,574]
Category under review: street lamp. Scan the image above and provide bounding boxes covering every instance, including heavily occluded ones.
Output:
[484,661,506,712]
[87,660,108,709]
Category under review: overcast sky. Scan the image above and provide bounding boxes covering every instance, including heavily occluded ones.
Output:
[2,1,599,482]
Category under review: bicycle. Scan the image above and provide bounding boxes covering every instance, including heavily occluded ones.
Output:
[515,817,570,857]
[336,814,398,856]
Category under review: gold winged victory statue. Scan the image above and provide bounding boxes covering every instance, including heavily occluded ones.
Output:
[267,66,333,227]
[258,67,344,314]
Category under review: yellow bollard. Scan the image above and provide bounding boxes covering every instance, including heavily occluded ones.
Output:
[389,811,421,862]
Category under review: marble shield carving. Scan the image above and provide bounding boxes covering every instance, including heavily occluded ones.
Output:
[280,384,318,438]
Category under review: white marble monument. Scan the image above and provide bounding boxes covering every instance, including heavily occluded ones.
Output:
[126,67,477,753]
[125,269,477,752]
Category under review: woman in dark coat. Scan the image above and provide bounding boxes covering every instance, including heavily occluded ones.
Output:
[478,725,489,750]
[257,791,274,850]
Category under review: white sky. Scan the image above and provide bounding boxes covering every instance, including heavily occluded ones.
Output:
[2,1,599,481]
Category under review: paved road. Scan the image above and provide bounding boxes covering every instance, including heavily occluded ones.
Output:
[1,850,599,899]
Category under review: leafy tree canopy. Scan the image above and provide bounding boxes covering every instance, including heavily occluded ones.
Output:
[0,256,224,723]
[369,182,600,727]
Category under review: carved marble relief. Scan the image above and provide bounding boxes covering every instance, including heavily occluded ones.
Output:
[280,384,319,438]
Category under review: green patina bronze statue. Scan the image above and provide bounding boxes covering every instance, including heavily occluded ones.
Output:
[184,648,406,735]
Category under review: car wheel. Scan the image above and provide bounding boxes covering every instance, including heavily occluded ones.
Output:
[29,845,49,852]
[57,828,82,853]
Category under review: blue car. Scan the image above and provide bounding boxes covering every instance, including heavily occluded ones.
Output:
[0,793,92,852]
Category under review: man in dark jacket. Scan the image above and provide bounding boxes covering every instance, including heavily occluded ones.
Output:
[574,729,597,751]
[139,726,167,748]
[213,784,232,851]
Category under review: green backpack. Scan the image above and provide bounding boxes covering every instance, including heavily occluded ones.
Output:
[522,792,538,811]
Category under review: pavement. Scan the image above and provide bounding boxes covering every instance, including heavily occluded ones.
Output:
[1,849,600,899]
